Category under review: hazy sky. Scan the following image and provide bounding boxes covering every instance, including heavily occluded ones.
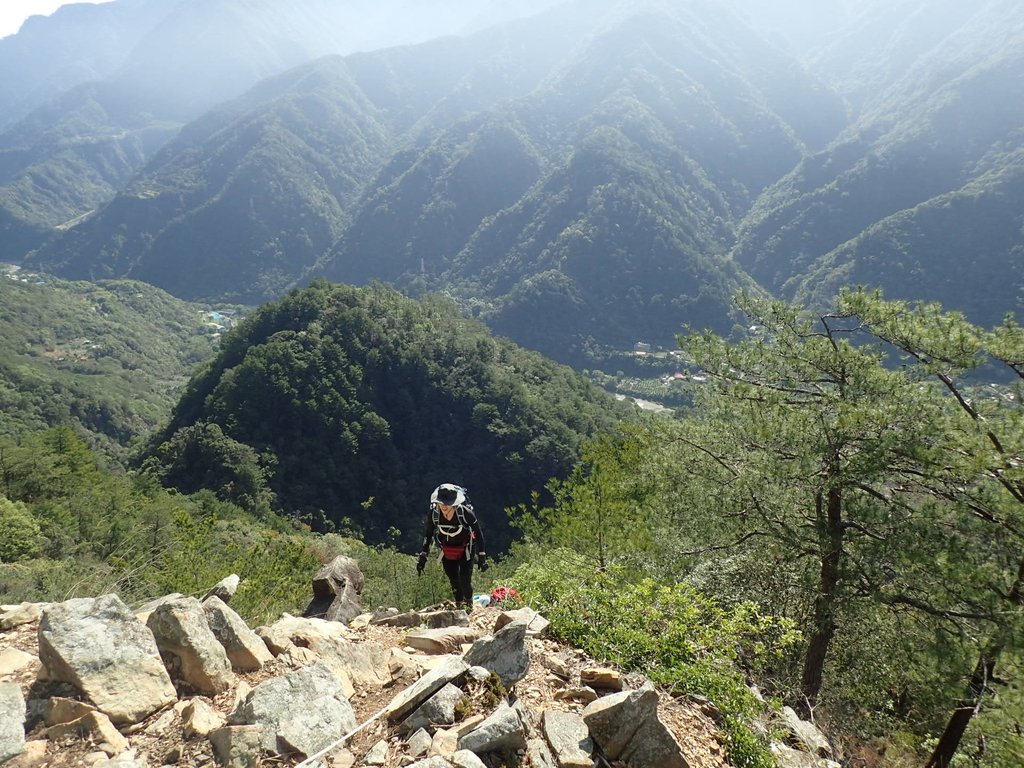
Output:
[0,1,108,39]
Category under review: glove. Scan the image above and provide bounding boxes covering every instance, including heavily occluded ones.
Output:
[477,553,488,572]
[417,552,428,575]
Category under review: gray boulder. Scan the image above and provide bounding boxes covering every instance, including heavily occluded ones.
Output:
[385,656,469,722]
[780,706,834,758]
[404,626,480,655]
[210,724,264,768]
[457,702,528,753]
[229,661,356,757]
[303,556,365,624]
[37,595,176,724]
[0,683,26,762]
[147,597,236,695]
[462,620,530,685]
[202,596,273,671]
[582,683,689,768]
[204,574,241,604]
[400,683,468,734]
[542,709,593,768]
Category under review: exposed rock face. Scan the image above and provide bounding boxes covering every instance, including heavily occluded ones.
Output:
[201,596,274,672]
[0,682,26,761]
[36,594,177,724]
[146,597,237,696]
[303,555,365,624]
[462,619,530,685]
[228,660,357,756]
[582,683,689,768]
[0,565,835,768]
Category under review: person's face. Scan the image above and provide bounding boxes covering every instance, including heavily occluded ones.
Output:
[439,502,454,517]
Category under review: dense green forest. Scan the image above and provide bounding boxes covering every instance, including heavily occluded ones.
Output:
[139,280,635,550]
[3,288,1020,767]
[0,273,229,463]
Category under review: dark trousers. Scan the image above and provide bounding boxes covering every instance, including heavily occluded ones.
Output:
[442,555,474,605]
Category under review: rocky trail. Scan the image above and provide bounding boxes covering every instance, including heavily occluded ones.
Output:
[0,557,836,768]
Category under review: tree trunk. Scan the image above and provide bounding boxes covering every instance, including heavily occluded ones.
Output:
[924,646,1000,768]
[925,559,1023,767]
[798,486,844,716]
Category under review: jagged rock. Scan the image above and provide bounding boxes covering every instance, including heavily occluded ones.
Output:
[257,614,348,654]
[582,683,688,768]
[494,607,549,636]
[132,594,185,621]
[373,611,423,628]
[580,667,623,691]
[400,683,467,734]
[142,708,176,737]
[146,597,237,696]
[404,626,481,655]
[210,724,264,768]
[37,594,177,725]
[526,736,556,768]
[303,556,365,624]
[182,697,225,737]
[43,696,95,726]
[539,653,569,679]
[44,710,130,756]
[429,725,459,758]
[780,706,834,758]
[0,682,26,762]
[542,709,593,768]
[389,647,421,679]
[429,713,485,759]
[452,749,488,768]
[385,656,469,722]
[364,738,389,764]
[228,661,356,756]
[406,727,433,757]
[0,603,46,630]
[204,574,241,604]
[462,620,530,685]
[553,685,598,703]
[0,647,34,675]
[457,701,528,753]
[202,596,274,672]
[422,609,471,629]
[771,742,843,768]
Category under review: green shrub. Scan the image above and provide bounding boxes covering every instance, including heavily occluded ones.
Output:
[509,550,799,768]
[0,496,42,562]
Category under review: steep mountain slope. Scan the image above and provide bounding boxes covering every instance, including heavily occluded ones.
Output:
[0,0,567,260]
[0,271,223,462]
[142,281,635,549]
[32,0,847,362]
[0,0,179,130]
[733,0,1024,322]
[34,59,395,301]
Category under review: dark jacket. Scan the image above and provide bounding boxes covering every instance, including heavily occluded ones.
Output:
[421,499,485,559]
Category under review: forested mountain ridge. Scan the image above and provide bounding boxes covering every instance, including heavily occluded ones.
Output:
[0,270,226,462]
[0,0,565,258]
[733,0,1024,325]
[4,1,1021,365]
[140,280,635,550]
[25,0,851,363]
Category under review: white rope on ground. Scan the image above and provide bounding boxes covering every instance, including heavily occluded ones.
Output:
[293,701,392,768]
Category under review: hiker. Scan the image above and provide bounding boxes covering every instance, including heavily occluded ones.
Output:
[417,482,487,608]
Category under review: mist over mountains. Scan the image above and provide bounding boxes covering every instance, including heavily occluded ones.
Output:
[2,0,1022,364]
